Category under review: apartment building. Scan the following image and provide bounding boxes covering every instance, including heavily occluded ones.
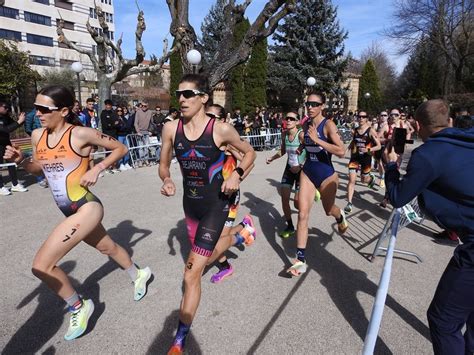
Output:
[0,0,115,89]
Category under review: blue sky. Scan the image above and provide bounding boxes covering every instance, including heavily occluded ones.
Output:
[114,0,407,73]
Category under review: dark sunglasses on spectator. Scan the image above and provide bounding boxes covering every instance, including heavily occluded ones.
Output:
[206,112,219,119]
[34,103,59,114]
[390,113,400,117]
[176,89,206,99]
[305,101,323,108]
[381,114,388,117]
[358,115,368,119]
[117,110,123,112]
[286,116,298,121]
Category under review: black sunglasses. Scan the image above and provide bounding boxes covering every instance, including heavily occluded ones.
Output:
[305,101,323,108]
[286,116,298,121]
[34,103,59,114]
[176,89,206,99]
[206,112,219,119]
[358,115,368,119]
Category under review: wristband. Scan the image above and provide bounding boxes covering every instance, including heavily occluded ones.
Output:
[233,167,244,177]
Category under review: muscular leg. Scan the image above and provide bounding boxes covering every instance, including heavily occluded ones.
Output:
[296,171,316,250]
[320,173,341,219]
[180,252,209,324]
[207,223,245,266]
[280,186,292,220]
[83,223,133,269]
[31,202,104,299]
[347,171,357,203]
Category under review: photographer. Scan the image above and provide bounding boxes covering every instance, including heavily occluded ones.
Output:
[385,99,474,354]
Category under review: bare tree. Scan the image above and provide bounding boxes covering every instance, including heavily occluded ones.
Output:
[167,0,295,87]
[387,0,474,94]
[57,3,174,112]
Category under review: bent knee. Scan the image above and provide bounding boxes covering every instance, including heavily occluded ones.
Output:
[298,210,310,222]
[96,242,118,256]
[31,261,52,279]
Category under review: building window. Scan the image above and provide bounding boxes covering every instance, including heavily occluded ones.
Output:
[0,6,20,19]
[29,55,55,66]
[55,0,72,11]
[24,12,51,26]
[59,59,75,68]
[89,7,97,19]
[109,13,113,23]
[0,28,22,41]
[110,31,114,40]
[57,19,74,30]
[27,33,53,46]
[33,0,50,4]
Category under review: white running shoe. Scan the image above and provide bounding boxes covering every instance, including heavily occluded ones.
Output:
[124,163,133,170]
[134,267,152,301]
[0,187,11,196]
[112,169,121,173]
[11,184,28,192]
[119,164,127,172]
[38,179,49,188]
[64,299,95,341]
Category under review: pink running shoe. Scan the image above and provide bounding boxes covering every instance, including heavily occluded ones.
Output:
[210,264,234,283]
[242,215,257,240]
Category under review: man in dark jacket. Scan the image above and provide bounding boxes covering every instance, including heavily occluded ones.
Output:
[0,102,28,194]
[100,99,121,173]
[385,99,474,354]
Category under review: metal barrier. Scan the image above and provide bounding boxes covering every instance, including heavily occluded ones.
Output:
[369,198,424,263]
[242,128,281,150]
[363,209,402,355]
[126,133,161,168]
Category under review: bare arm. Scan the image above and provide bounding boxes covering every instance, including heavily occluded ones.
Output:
[159,121,177,196]
[4,128,43,175]
[227,143,254,179]
[267,131,285,163]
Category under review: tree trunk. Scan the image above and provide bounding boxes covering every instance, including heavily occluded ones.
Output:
[97,74,113,126]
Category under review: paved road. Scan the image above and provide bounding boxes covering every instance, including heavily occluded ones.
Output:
[0,149,453,354]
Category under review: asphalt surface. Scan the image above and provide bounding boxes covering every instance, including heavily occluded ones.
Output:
[0,147,453,354]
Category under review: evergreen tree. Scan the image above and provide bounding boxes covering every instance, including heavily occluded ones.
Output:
[245,38,268,109]
[268,0,347,109]
[230,18,250,113]
[169,40,183,109]
[358,59,382,114]
[200,0,228,69]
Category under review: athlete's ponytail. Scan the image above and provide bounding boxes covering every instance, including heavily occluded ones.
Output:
[38,85,83,126]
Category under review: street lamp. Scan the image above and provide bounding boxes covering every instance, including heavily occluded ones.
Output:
[363,92,371,112]
[186,49,201,74]
[306,76,316,87]
[71,61,84,104]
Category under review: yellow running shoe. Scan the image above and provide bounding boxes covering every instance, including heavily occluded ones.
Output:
[314,189,321,202]
[64,299,94,341]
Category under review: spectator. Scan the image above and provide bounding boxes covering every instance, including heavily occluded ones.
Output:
[385,99,474,354]
[0,102,28,195]
[152,105,166,136]
[24,110,48,188]
[233,108,244,134]
[134,101,153,135]
[164,108,179,124]
[101,99,122,173]
[81,98,98,129]
[115,107,133,171]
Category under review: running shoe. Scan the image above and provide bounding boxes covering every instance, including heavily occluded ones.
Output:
[337,210,349,234]
[124,163,133,170]
[344,202,353,213]
[0,187,11,196]
[64,299,94,341]
[210,264,234,283]
[239,224,256,246]
[287,259,307,276]
[279,226,295,239]
[367,174,377,190]
[133,266,152,301]
[314,189,321,203]
[11,183,28,192]
[242,215,257,240]
[38,179,49,188]
[168,344,183,355]
[379,179,385,188]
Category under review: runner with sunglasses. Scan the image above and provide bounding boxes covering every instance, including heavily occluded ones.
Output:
[159,75,256,354]
[344,111,381,213]
[205,103,256,284]
[3,86,152,341]
[266,110,306,238]
[287,92,348,276]
[375,111,390,188]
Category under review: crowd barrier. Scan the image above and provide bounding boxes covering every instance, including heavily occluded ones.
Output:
[363,199,424,354]
[242,128,281,150]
